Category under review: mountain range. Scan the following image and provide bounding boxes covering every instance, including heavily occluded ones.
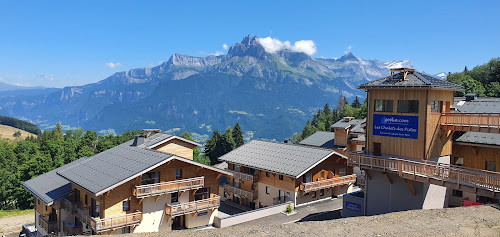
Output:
[0,35,412,141]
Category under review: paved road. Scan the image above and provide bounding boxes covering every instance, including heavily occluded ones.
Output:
[236,197,343,226]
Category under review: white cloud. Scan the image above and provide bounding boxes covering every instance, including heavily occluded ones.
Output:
[210,51,224,56]
[105,62,123,69]
[222,44,229,50]
[256,37,317,56]
[344,45,352,54]
[40,74,55,82]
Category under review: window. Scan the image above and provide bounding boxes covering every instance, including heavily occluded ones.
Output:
[279,174,283,180]
[85,194,88,205]
[234,178,241,188]
[312,191,316,198]
[339,168,347,177]
[431,101,442,113]
[252,183,256,190]
[123,200,130,211]
[195,188,209,201]
[249,168,255,175]
[122,226,130,234]
[176,169,182,179]
[37,199,40,205]
[74,189,80,203]
[320,189,325,196]
[171,192,178,203]
[266,172,270,177]
[452,189,463,197]
[266,186,270,195]
[398,100,419,113]
[91,199,100,218]
[259,202,264,208]
[375,100,393,112]
[321,171,325,179]
[454,157,464,167]
[234,165,240,172]
[486,161,496,172]
[141,171,160,185]
[45,206,47,211]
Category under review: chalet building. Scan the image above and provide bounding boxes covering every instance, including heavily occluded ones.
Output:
[219,140,356,209]
[343,68,500,216]
[22,130,231,236]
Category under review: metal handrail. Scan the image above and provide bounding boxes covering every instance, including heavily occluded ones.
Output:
[135,176,204,198]
[347,151,500,192]
[165,196,220,217]
[301,174,357,192]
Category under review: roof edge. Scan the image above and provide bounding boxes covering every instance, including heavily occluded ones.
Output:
[147,135,202,149]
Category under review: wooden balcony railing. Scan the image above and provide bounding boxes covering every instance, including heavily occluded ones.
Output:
[62,222,82,236]
[441,112,500,133]
[134,176,204,198]
[273,196,292,205]
[60,198,80,213]
[223,184,255,200]
[165,195,220,217]
[301,174,357,193]
[225,169,258,182]
[348,152,500,197]
[38,214,58,234]
[76,207,142,232]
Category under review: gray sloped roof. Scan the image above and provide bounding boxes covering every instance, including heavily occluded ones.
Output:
[22,157,88,205]
[349,118,366,134]
[140,132,202,148]
[454,132,500,146]
[331,118,364,130]
[299,131,335,148]
[359,71,463,90]
[454,97,500,113]
[350,134,366,142]
[219,140,343,178]
[57,139,175,196]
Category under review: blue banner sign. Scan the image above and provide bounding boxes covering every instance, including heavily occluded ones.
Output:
[197,211,208,217]
[345,201,361,212]
[373,114,419,139]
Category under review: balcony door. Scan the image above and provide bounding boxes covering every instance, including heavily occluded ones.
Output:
[305,173,312,183]
[91,199,100,218]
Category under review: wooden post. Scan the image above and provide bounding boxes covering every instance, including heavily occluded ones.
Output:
[406,179,416,196]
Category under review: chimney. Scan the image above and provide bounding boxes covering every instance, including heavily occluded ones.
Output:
[284,139,291,144]
[465,93,476,102]
[343,117,354,122]
[132,135,145,146]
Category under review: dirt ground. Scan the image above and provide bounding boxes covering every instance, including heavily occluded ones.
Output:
[133,206,500,237]
[0,213,33,234]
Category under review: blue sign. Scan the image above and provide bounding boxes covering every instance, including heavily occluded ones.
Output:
[345,201,361,212]
[373,114,419,139]
[197,211,208,217]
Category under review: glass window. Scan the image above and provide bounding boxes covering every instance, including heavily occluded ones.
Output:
[234,165,240,172]
[74,189,80,203]
[266,172,270,177]
[486,161,496,172]
[452,189,463,197]
[122,226,130,234]
[279,175,283,180]
[339,168,347,176]
[141,171,160,185]
[266,186,270,194]
[85,194,88,205]
[176,169,182,179]
[398,100,419,113]
[171,192,178,203]
[234,178,241,188]
[195,188,209,201]
[375,100,393,112]
[320,189,325,196]
[123,200,130,211]
[431,101,442,113]
[321,171,325,179]
[312,191,316,198]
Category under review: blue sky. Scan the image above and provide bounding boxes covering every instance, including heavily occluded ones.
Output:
[0,0,499,88]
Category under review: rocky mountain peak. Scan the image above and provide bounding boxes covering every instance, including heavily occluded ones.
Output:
[337,52,358,62]
[227,35,267,58]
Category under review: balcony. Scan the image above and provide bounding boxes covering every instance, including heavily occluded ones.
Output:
[225,169,258,182]
[134,176,204,198]
[76,207,142,232]
[165,195,220,217]
[62,222,82,236]
[223,184,256,200]
[348,151,500,197]
[441,112,500,134]
[38,214,58,234]
[300,174,357,193]
[60,198,80,213]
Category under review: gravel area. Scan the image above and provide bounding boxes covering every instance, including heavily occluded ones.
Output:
[0,213,33,233]
[131,206,500,237]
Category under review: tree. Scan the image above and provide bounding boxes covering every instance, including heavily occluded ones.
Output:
[301,120,317,139]
[205,130,222,165]
[337,95,348,111]
[351,96,361,108]
[13,131,21,138]
[486,82,500,97]
[232,123,244,148]
[220,126,236,155]
[181,131,207,164]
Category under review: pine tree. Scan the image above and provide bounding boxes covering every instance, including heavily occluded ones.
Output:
[301,120,317,139]
[352,96,361,108]
[220,126,236,155]
[205,130,222,164]
[232,123,244,148]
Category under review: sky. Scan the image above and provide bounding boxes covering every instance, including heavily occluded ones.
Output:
[0,0,499,88]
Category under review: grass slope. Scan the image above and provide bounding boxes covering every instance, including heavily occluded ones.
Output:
[0,124,36,140]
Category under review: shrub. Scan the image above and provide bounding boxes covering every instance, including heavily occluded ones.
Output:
[286,204,293,213]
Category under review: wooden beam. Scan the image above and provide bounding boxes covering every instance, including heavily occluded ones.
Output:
[406,179,416,196]
[155,195,161,202]
[138,199,143,205]
[106,190,111,197]
[216,174,222,180]
[384,172,392,184]
[447,130,455,139]
[196,167,202,173]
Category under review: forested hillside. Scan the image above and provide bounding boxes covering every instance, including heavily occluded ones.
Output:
[291,95,367,143]
[0,116,41,135]
[447,57,500,97]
